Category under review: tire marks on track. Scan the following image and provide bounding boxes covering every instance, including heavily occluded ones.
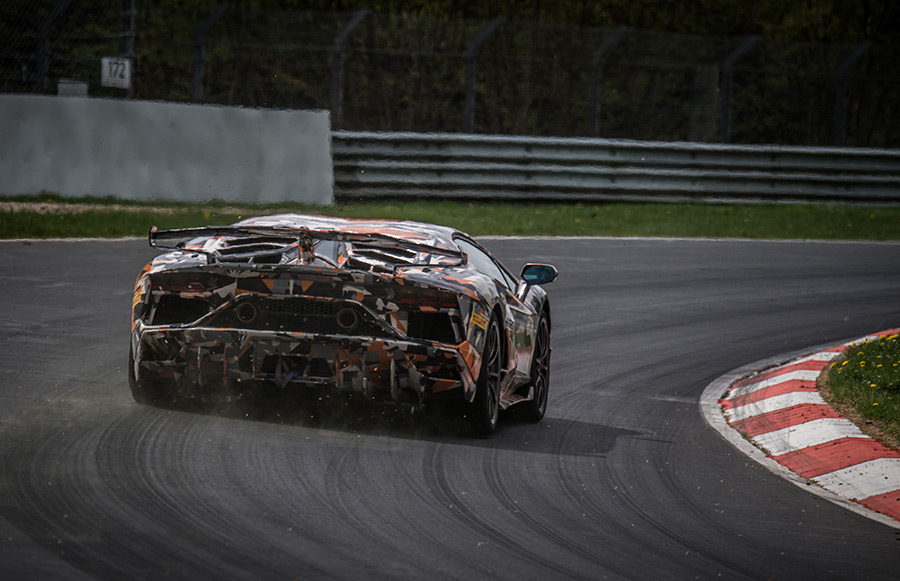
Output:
[479,436,636,579]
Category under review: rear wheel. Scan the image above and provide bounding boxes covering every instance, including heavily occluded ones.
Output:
[520,312,550,422]
[129,346,152,404]
[468,315,502,437]
[128,345,172,407]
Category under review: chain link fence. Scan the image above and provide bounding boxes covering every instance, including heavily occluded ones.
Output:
[3,0,899,148]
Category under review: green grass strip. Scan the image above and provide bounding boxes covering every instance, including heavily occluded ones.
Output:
[3,193,900,240]
[826,334,900,446]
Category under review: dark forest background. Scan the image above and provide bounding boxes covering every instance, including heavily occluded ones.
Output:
[279,0,899,42]
[3,1,898,146]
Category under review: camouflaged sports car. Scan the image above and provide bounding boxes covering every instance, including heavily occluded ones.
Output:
[129,214,557,436]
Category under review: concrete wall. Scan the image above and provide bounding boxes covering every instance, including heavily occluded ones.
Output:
[0,95,333,205]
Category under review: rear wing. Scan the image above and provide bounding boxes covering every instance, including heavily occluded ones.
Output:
[149,225,463,267]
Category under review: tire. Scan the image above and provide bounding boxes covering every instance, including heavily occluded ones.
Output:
[128,346,149,404]
[128,345,168,406]
[520,312,550,422]
[468,315,502,437]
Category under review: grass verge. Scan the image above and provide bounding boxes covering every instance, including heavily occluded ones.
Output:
[822,333,900,449]
[3,193,900,240]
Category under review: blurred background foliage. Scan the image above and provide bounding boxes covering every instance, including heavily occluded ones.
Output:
[267,0,900,42]
[2,0,898,146]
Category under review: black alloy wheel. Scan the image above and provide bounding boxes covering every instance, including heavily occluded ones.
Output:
[469,315,502,437]
[520,312,550,422]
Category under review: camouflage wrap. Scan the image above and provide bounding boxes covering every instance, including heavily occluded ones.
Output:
[130,214,552,412]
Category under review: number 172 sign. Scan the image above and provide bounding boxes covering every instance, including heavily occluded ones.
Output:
[102,57,132,90]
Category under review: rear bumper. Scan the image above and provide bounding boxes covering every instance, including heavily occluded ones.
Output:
[132,323,475,404]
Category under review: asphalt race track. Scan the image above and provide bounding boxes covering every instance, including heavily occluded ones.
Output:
[2,236,899,580]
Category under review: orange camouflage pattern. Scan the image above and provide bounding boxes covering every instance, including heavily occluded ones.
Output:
[130,214,552,413]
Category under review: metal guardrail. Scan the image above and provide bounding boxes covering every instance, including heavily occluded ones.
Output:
[333,131,900,204]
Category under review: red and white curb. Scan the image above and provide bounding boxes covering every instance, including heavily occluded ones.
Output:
[701,330,900,529]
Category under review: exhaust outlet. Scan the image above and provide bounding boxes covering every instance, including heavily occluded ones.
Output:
[335,307,360,333]
[235,302,258,324]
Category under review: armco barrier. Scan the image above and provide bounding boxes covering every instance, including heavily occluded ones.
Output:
[333,131,900,204]
[0,95,333,205]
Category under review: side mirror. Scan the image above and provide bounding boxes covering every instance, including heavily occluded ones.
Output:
[521,263,558,285]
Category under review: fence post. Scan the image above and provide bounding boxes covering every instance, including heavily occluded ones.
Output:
[589,26,627,137]
[331,10,370,131]
[121,0,136,99]
[463,18,502,133]
[193,3,229,104]
[719,35,759,143]
[36,0,73,93]
[835,40,872,147]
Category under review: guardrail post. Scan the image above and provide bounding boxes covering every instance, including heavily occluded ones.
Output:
[193,3,229,104]
[719,35,759,143]
[330,10,370,131]
[36,0,72,93]
[835,40,872,147]
[463,17,502,133]
[589,27,626,137]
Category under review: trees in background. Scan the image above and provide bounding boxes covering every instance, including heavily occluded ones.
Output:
[3,0,897,146]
